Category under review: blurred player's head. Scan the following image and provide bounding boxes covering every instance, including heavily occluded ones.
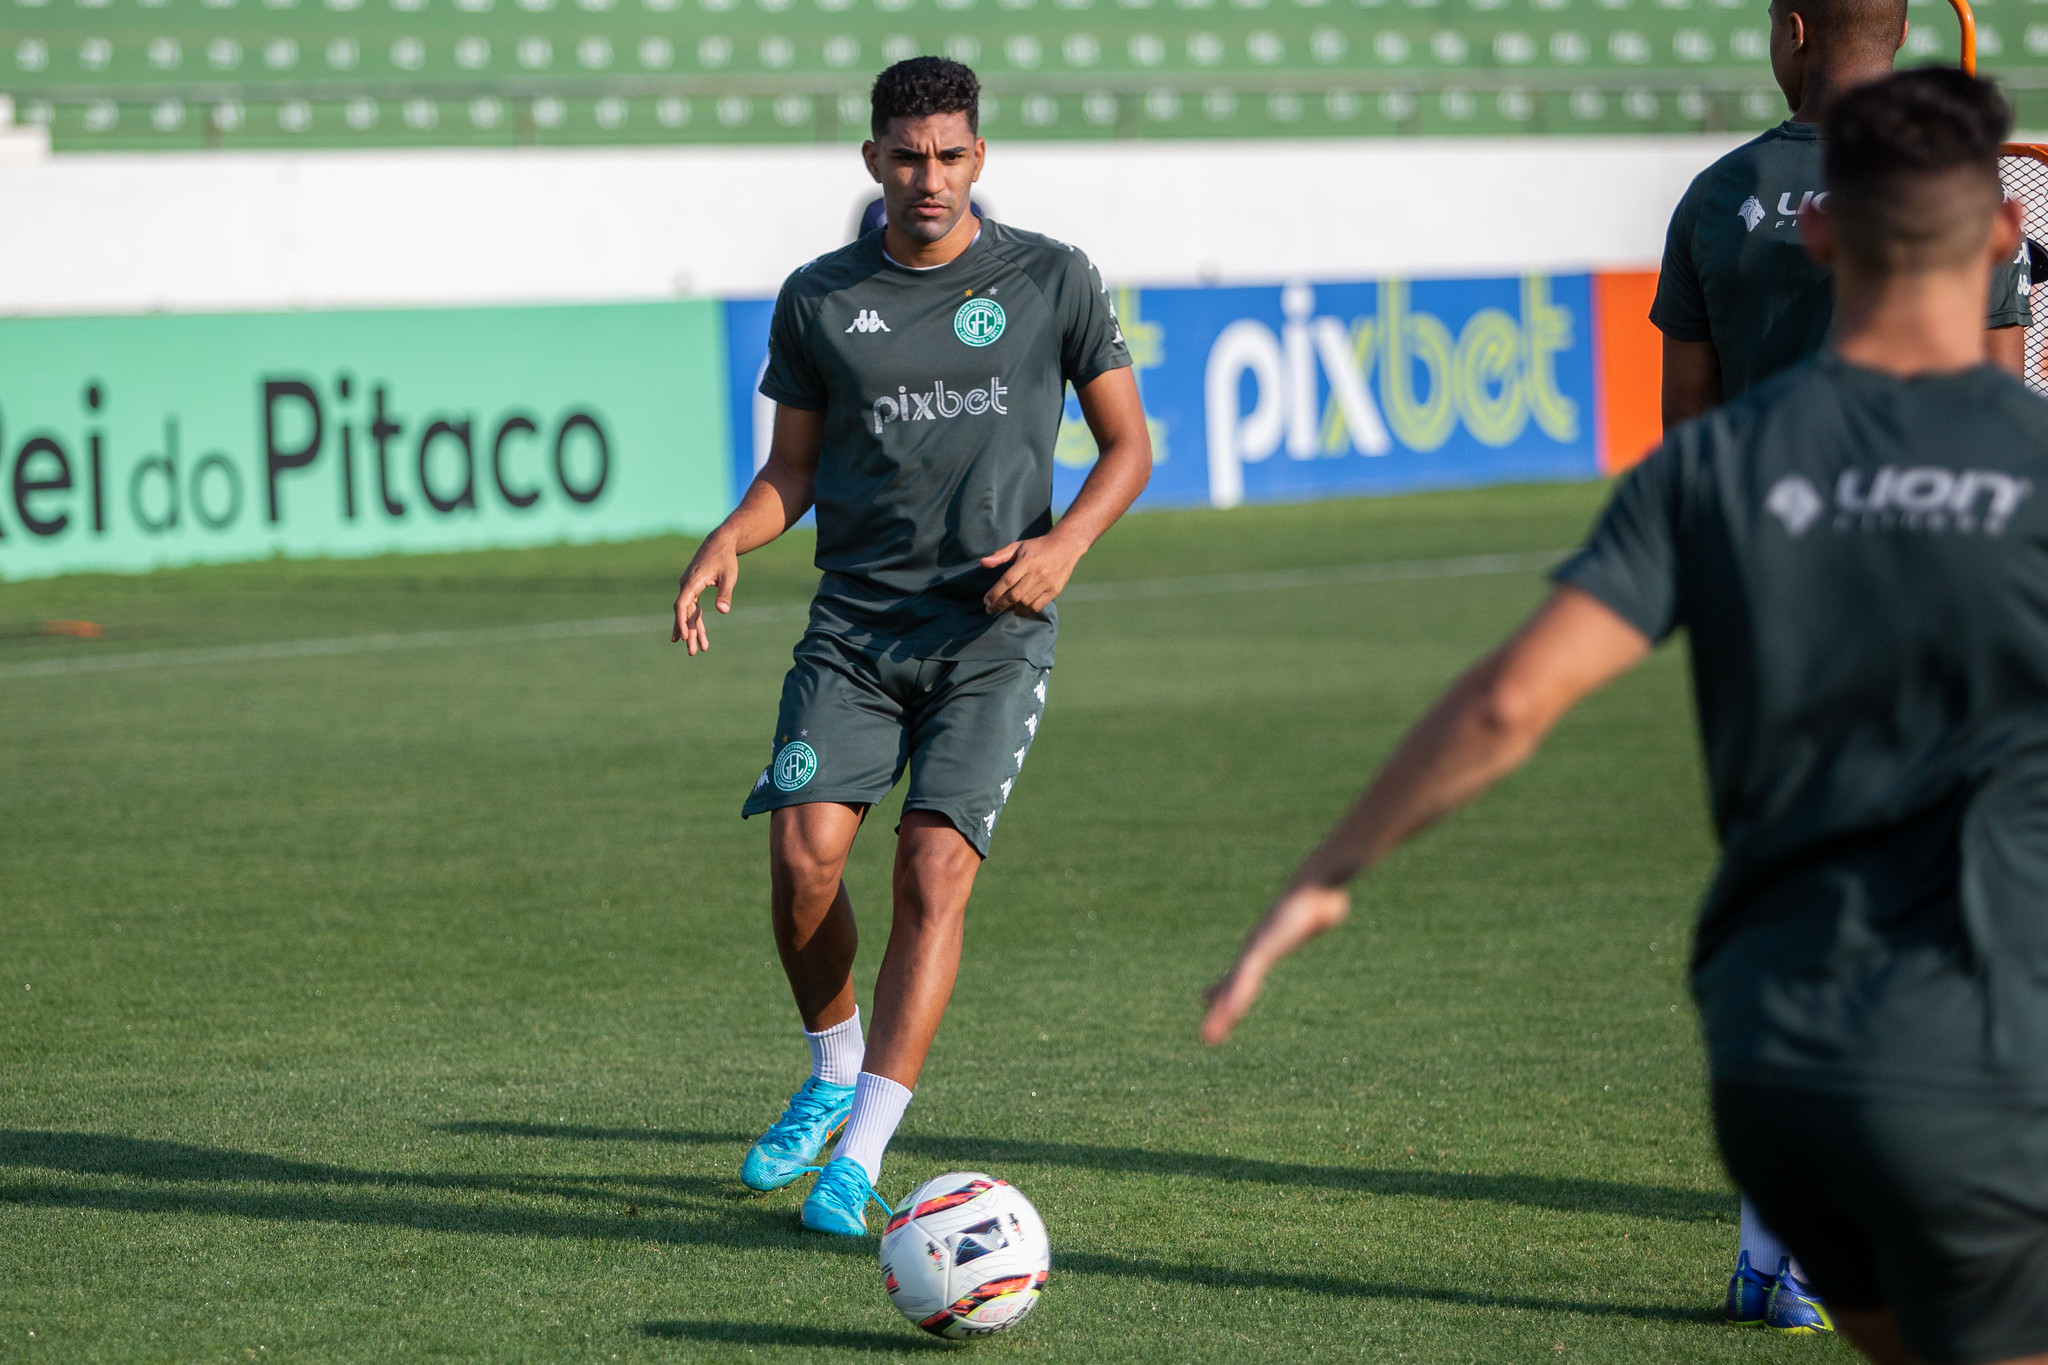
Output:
[1767,0,1908,116]
[1813,68,2016,277]
[862,58,986,247]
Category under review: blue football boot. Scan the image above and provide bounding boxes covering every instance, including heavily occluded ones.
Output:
[799,1156,890,1236]
[1766,1259,1835,1335]
[1723,1250,1774,1325]
[740,1077,855,1192]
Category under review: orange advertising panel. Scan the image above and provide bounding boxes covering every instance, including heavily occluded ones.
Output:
[1592,271,1663,475]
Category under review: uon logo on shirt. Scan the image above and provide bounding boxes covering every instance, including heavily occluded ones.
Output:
[954,297,1006,347]
[1765,475,1824,536]
[773,740,818,792]
[1767,467,2035,537]
[1738,196,1767,232]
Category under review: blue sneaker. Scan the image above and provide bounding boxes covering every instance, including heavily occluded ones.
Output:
[1723,1250,1774,1325]
[1766,1259,1834,1335]
[799,1156,889,1236]
[740,1078,855,1192]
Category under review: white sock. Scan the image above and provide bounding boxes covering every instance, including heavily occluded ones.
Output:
[805,1009,864,1088]
[833,1071,912,1184]
[1740,1194,1805,1283]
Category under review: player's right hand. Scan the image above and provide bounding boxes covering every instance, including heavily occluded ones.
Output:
[672,537,740,655]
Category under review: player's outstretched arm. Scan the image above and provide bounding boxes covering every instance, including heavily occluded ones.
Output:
[979,367,1152,616]
[1199,586,1652,1045]
[671,403,825,654]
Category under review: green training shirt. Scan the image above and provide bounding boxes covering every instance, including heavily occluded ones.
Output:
[1557,352,2048,1099]
[760,220,1131,668]
[1652,120,2033,400]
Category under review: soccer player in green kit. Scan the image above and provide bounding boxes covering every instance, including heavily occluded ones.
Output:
[1654,0,2033,1325]
[1206,68,2048,1365]
[670,57,1152,1236]
[1658,0,2031,432]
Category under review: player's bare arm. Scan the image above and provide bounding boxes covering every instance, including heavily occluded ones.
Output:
[979,368,1152,616]
[1199,586,1651,1045]
[1662,338,1724,429]
[1989,324,2026,375]
[671,403,825,654]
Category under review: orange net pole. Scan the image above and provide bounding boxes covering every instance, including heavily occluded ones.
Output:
[1952,0,1978,73]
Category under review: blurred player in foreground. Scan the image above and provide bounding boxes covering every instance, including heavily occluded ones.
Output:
[672,57,1151,1235]
[1655,0,2033,1323]
[1205,68,2048,1365]
[1658,0,2030,435]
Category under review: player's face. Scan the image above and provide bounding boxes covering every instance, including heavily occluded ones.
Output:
[864,113,985,245]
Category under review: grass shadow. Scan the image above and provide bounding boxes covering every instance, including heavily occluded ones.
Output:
[1053,1251,1720,1326]
[640,1321,951,1352]
[0,1129,867,1258]
[0,1129,1716,1328]
[438,1121,1728,1225]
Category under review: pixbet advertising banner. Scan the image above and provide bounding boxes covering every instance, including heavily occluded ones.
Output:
[725,271,1660,513]
[0,301,731,580]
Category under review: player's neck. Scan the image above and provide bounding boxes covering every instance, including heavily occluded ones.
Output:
[1829,267,1992,377]
[1788,64,1890,124]
[882,214,980,271]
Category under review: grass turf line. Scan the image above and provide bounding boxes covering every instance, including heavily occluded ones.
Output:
[0,484,1849,1362]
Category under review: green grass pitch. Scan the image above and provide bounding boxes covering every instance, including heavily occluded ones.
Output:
[0,484,1850,1362]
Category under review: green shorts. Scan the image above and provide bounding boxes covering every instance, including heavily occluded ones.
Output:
[739,633,1050,856]
[1715,1080,2048,1365]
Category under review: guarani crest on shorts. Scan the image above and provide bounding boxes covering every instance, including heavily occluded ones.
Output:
[773,740,818,792]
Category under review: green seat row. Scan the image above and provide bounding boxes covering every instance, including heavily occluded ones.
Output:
[8,0,2042,146]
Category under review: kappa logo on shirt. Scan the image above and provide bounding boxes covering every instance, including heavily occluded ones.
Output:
[845,309,891,334]
[1767,467,2035,538]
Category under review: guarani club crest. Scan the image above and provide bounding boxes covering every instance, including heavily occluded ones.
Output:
[954,296,1006,348]
[773,740,818,792]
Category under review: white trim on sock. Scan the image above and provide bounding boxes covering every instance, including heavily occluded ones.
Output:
[805,1009,864,1087]
[834,1072,912,1184]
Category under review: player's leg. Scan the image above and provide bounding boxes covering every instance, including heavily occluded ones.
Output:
[1716,1079,2048,1365]
[769,801,864,1032]
[800,656,1047,1235]
[737,639,907,1192]
[1727,1194,1825,1329]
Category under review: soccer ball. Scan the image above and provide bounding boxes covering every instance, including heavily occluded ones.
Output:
[878,1172,1049,1339]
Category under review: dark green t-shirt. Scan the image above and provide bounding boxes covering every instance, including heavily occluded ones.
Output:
[760,220,1131,667]
[1557,353,2048,1098]
[1653,121,2033,400]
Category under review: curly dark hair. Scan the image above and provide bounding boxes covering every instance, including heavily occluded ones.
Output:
[1824,67,2010,268]
[870,57,980,139]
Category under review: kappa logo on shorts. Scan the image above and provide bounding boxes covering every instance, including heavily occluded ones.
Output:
[773,740,818,792]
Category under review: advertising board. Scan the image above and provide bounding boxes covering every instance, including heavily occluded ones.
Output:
[726,270,1659,515]
[0,301,731,580]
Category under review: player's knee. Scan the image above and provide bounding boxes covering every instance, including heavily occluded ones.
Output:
[770,840,846,906]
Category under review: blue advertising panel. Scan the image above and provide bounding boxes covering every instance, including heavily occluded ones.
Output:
[722,273,1600,516]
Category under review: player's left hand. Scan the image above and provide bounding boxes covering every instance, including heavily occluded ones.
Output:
[1200,883,1351,1046]
[980,533,1085,616]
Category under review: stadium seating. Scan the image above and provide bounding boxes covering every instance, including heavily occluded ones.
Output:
[6,0,2045,149]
